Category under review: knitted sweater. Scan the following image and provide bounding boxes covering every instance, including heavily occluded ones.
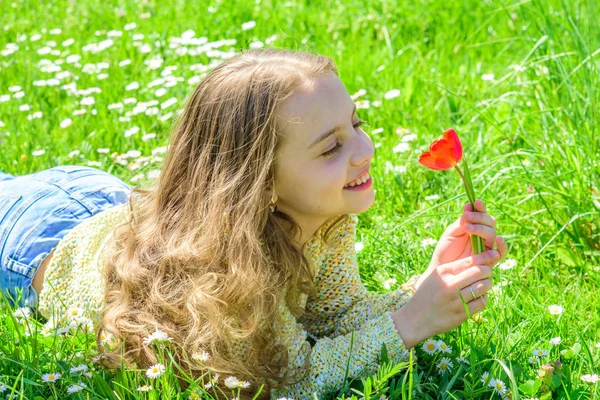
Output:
[37,202,420,399]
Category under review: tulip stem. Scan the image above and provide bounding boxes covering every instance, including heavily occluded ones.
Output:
[454,162,486,255]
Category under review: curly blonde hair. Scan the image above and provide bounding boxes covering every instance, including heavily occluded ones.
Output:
[96,48,348,398]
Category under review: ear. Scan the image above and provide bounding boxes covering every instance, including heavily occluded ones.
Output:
[265,186,277,201]
[264,187,277,202]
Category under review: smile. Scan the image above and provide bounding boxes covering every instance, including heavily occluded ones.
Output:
[344,170,370,188]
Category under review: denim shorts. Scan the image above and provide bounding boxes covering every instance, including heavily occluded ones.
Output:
[0,165,132,309]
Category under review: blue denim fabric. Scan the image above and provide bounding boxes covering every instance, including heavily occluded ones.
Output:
[0,165,132,309]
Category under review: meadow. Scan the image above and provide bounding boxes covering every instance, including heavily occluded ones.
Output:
[0,0,599,399]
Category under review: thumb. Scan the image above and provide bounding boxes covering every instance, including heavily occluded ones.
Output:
[442,215,467,238]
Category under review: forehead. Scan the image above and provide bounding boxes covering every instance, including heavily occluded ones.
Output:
[274,72,352,148]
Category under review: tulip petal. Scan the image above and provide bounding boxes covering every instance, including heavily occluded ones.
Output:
[443,128,463,163]
[418,152,455,170]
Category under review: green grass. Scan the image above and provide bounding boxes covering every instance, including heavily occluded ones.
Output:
[1,0,599,398]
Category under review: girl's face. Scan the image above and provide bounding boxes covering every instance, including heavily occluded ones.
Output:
[272,72,374,243]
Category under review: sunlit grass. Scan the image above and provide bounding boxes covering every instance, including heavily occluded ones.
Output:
[0,0,599,398]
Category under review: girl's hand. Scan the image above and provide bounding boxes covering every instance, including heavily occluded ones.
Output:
[416,199,506,290]
[391,246,508,349]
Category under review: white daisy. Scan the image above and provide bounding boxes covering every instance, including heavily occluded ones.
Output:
[489,378,506,394]
[143,329,173,346]
[548,304,563,315]
[224,376,239,389]
[392,142,410,153]
[12,307,31,320]
[383,89,400,100]
[137,385,152,391]
[498,258,517,270]
[549,337,561,345]
[383,278,397,290]
[481,371,491,385]
[241,21,256,31]
[66,382,87,393]
[124,126,140,138]
[70,364,88,374]
[80,96,95,106]
[142,133,156,142]
[422,339,438,355]
[532,349,548,357]
[41,372,62,382]
[65,306,84,320]
[436,357,453,374]
[580,374,599,384]
[420,238,437,248]
[125,82,140,91]
[437,340,452,353]
[191,350,210,363]
[100,330,116,346]
[160,97,177,109]
[145,363,165,379]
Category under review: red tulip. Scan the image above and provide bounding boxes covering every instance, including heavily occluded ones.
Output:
[418,128,486,255]
[418,128,463,170]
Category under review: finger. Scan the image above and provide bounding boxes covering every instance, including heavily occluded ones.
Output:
[454,265,493,288]
[466,294,489,316]
[496,236,508,261]
[462,211,496,229]
[458,278,493,302]
[442,216,466,237]
[474,199,486,213]
[464,224,497,249]
[465,199,486,213]
[441,248,500,275]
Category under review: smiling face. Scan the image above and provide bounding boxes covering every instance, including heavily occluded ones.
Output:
[272,71,375,244]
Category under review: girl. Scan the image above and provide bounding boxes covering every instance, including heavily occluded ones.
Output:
[0,48,507,399]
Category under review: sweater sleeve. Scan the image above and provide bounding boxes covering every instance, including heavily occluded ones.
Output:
[298,214,420,340]
[269,300,411,400]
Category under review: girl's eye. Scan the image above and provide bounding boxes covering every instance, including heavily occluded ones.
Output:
[354,119,367,129]
[321,119,367,157]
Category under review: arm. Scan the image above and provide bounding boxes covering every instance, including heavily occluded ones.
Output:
[270,300,411,400]
[298,214,420,339]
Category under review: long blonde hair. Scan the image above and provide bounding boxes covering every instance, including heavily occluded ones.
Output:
[97,48,348,396]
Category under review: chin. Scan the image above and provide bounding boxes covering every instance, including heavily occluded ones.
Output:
[349,192,375,214]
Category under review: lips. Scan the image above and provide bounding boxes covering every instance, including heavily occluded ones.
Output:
[346,165,370,186]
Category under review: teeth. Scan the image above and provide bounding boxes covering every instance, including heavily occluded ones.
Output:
[344,171,370,188]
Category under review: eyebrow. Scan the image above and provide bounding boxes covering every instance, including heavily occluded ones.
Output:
[308,103,357,149]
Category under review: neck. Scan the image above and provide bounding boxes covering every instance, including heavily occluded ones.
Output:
[294,216,329,248]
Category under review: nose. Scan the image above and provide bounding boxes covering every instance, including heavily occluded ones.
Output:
[350,130,374,167]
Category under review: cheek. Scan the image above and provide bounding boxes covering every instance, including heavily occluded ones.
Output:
[288,165,346,200]
[320,160,348,190]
